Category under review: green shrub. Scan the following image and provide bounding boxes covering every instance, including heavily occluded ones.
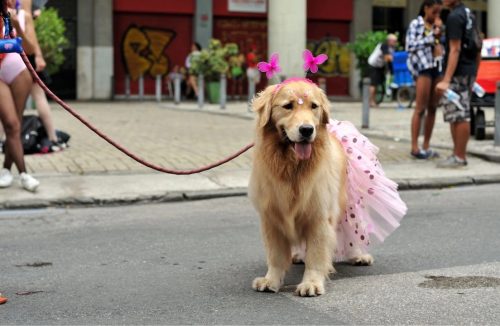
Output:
[189,39,239,81]
[348,31,392,77]
[34,7,69,75]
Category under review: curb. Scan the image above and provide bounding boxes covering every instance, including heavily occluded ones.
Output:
[0,188,248,210]
[3,175,500,210]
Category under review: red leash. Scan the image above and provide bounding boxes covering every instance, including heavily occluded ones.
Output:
[20,52,254,175]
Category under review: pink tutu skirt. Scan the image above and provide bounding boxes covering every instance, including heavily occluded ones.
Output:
[327,119,407,261]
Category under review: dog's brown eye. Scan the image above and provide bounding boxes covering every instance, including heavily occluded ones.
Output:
[311,103,318,109]
[282,103,293,110]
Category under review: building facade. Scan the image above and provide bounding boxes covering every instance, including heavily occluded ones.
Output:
[50,0,495,99]
[110,0,353,98]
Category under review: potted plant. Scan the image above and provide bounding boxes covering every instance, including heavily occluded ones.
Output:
[190,39,239,103]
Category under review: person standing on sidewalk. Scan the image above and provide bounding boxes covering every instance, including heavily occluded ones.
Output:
[436,0,481,168]
[367,34,397,107]
[0,0,40,191]
[406,0,444,159]
[246,45,261,88]
[185,42,202,98]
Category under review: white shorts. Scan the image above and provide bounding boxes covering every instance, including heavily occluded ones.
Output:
[0,53,27,84]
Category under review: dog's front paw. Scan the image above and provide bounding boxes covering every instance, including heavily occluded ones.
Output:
[295,280,325,297]
[349,254,374,266]
[252,277,281,293]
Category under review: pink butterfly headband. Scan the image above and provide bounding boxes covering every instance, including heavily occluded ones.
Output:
[257,49,328,79]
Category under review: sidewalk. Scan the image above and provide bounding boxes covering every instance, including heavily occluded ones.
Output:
[2,99,500,209]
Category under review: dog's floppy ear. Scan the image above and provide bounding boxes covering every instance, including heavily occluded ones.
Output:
[252,85,275,128]
[318,88,331,124]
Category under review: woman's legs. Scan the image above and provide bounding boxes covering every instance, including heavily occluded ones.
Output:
[422,76,443,150]
[411,75,432,153]
[188,75,198,96]
[31,83,58,142]
[2,69,32,172]
[0,80,27,173]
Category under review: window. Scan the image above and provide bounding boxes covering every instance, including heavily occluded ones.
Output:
[372,6,405,34]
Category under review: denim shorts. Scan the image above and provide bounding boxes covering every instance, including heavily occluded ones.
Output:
[418,67,442,80]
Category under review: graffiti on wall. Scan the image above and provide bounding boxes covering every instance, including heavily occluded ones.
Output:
[215,18,267,57]
[307,38,350,77]
[121,25,176,80]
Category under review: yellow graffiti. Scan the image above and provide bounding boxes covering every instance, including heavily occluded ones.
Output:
[122,26,175,81]
[307,39,350,77]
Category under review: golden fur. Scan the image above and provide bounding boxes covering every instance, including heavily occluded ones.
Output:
[249,80,372,297]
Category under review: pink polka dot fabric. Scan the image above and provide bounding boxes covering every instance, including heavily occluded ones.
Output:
[328,120,407,262]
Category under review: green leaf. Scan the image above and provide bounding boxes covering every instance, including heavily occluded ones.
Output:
[34,8,69,75]
[189,38,241,80]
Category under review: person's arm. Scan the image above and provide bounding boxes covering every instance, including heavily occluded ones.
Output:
[475,50,481,77]
[406,19,435,53]
[23,10,46,71]
[436,39,461,94]
[21,0,32,13]
[436,13,463,95]
[381,44,393,63]
[7,8,36,54]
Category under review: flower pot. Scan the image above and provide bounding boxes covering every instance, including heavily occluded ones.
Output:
[207,81,221,104]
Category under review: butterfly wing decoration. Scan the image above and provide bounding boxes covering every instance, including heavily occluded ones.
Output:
[303,49,328,73]
[257,53,281,79]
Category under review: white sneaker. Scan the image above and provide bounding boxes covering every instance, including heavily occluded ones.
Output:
[19,172,40,192]
[0,168,13,188]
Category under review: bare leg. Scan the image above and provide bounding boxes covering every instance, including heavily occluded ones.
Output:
[450,123,457,148]
[3,70,32,170]
[423,77,442,150]
[453,121,470,160]
[411,75,431,153]
[188,75,198,96]
[369,86,377,107]
[32,83,58,141]
[10,70,32,120]
[0,80,27,173]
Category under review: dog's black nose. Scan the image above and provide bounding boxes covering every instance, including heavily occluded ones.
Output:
[299,125,314,138]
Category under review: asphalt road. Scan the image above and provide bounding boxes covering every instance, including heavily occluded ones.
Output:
[1,184,499,324]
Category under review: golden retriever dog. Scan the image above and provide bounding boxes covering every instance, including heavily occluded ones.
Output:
[249,79,373,297]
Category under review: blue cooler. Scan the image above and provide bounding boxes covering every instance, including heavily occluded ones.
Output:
[392,51,414,87]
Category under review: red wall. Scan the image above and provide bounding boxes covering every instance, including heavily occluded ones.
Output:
[114,0,195,14]
[307,21,351,95]
[114,13,193,95]
[307,0,353,21]
[113,0,353,96]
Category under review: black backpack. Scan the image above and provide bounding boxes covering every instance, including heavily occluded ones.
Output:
[21,115,44,154]
[20,115,71,154]
[462,7,482,59]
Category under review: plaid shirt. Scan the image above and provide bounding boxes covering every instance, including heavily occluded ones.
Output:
[405,16,436,77]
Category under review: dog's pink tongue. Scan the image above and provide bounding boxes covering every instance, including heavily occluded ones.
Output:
[294,142,312,160]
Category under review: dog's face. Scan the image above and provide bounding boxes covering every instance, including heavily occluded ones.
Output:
[253,80,330,160]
